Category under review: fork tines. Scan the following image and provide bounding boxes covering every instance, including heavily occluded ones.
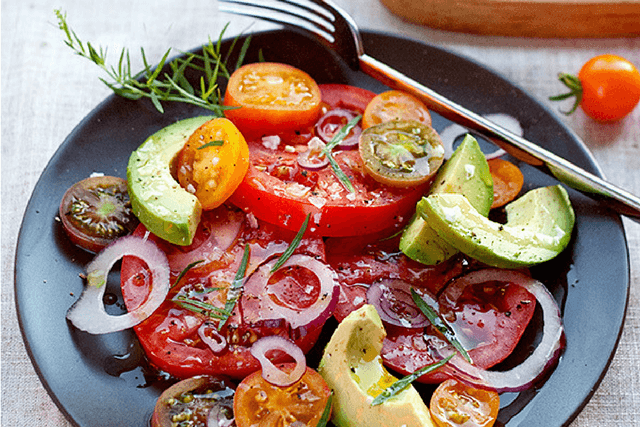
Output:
[218,0,338,43]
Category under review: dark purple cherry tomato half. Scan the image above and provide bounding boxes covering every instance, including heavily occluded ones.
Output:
[58,175,138,253]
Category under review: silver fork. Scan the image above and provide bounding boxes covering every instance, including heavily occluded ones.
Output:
[219,0,640,221]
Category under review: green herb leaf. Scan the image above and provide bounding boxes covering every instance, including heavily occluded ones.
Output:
[172,259,204,288]
[270,213,311,273]
[198,140,224,150]
[218,245,250,330]
[316,392,333,427]
[321,115,361,192]
[172,295,229,320]
[370,354,454,406]
[410,288,472,363]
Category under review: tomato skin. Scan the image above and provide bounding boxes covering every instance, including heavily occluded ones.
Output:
[487,158,523,209]
[430,379,500,427]
[233,364,331,427]
[319,83,376,112]
[176,118,249,210]
[362,90,432,129]
[579,55,640,121]
[223,62,322,137]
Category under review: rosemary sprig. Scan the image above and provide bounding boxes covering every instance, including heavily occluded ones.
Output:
[410,288,472,363]
[55,10,250,114]
[370,354,453,406]
[316,392,333,427]
[172,295,229,320]
[217,245,251,330]
[321,115,362,192]
[172,260,204,288]
[198,140,224,150]
[270,213,311,273]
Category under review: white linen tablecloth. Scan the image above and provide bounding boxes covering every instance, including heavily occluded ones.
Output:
[2,0,639,425]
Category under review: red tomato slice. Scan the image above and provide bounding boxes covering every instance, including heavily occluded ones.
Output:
[381,275,536,383]
[120,207,327,379]
[234,364,332,427]
[228,84,429,237]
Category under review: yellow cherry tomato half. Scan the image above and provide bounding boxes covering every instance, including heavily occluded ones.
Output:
[223,62,322,137]
[177,118,249,210]
[429,379,500,427]
[362,90,432,129]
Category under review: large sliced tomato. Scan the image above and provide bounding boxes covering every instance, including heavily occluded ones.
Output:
[228,84,429,237]
[120,206,327,379]
[381,272,537,383]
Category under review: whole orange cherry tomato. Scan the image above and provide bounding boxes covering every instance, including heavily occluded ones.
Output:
[429,379,500,427]
[550,54,640,122]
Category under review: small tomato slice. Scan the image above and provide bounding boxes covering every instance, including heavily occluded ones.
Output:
[362,90,432,129]
[429,379,500,427]
[223,62,322,137]
[59,175,138,253]
[487,158,523,209]
[359,120,445,187]
[151,375,235,427]
[177,118,249,210]
[234,364,332,427]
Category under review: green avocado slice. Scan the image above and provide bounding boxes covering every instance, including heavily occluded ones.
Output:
[419,185,575,269]
[127,116,214,246]
[400,134,493,265]
[317,305,435,427]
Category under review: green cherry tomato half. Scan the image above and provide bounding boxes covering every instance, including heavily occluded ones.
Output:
[359,120,445,187]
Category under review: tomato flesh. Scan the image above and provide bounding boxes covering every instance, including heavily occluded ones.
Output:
[362,90,432,129]
[430,379,500,427]
[234,364,331,427]
[120,207,327,379]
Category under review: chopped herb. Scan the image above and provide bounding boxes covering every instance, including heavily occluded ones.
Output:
[198,140,224,149]
[321,115,361,192]
[172,259,204,288]
[172,295,229,320]
[316,392,333,427]
[371,354,454,406]
[270,213,311,273]
[218,244,250,330]
[410,288,472,363]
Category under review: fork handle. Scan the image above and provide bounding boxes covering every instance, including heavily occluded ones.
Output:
[359,53,640,222]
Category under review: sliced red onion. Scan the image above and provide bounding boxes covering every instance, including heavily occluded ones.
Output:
[315,108,361,148]
[439,113,523,160]
[241,254,339,330]
[436,269,564,393]
[168,208,243,272]
[198,322,228,354]
[366,279,432,328]
[298,136,329,170]
[250,336,306,386]
[66,235,170,334]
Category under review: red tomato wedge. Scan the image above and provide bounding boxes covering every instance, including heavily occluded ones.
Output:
[228,84,429,237]
[120,207,327,379]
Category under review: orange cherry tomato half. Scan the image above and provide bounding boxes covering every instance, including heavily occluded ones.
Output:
[223,62,322,137]
[176,118,249,210]
[362,90,432,129]
[487,158,523,209]
[233,364,332,427]
[429,379,500,427]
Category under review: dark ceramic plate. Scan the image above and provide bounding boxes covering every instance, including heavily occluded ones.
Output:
[15,30,629,427]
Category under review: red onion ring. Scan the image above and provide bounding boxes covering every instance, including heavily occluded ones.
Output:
[439,113,523,160]
[435,269,564,392]
[250,336,306,386]
[366,279,432,328]
[168,207,243,272]
[297,136,329,170]
[66,235,170,334]
[241,254,339,330]
[198,322,228,354]
[315,108,361,148]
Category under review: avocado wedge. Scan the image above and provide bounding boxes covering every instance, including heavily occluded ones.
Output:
[418,185,575,269]
[400,134,493,265]
[127,116,214,245]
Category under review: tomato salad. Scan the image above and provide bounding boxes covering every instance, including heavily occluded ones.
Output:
[63,62,569,427]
